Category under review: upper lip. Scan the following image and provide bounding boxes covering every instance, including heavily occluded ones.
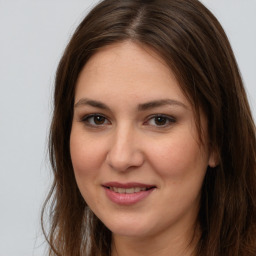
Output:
[102,182,156,189]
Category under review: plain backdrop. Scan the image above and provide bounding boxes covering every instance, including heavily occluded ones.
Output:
[0,1,255,255]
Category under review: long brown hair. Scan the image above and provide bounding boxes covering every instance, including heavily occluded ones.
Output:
[41,0,256,255]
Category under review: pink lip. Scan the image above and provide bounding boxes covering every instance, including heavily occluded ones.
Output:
[102,182,156,205]
[103,182,155,189]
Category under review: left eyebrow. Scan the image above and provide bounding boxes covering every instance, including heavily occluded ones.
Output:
[138,99,187,111]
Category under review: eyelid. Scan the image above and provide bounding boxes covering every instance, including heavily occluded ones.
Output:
[144,114,176,127]
[80,113,111,127]
[79,113,176,129]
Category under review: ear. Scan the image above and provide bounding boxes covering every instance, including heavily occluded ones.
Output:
[208,148,219,168]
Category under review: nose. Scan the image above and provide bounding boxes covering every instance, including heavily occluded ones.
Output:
[106,125,144,172]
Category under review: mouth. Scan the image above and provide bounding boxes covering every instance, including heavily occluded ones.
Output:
[102,182,156,193]
[102,182,156,205]
[105,186,154,194]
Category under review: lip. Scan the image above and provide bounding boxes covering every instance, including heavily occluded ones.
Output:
[103,182,155,189]
[102,182,156,205]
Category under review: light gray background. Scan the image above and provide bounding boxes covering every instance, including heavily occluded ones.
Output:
[0,1,255,255]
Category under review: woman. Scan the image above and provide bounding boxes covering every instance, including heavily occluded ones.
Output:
[42,0,256,255]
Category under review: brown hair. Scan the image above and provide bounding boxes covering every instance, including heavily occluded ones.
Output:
[41,0,256,255]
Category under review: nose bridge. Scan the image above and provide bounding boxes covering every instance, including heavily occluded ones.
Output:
[107,122,143,171]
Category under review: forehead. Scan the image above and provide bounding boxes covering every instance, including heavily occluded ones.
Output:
[75,41,188,105]
[83,41,169,74]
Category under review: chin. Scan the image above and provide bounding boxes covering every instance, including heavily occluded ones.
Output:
[102,217,158,238]
[111,226,150,238]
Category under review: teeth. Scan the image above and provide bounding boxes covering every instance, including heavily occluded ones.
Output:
[134,187,140,192]
[117,188,126,193]
[125,188,135,194]
[109,187,148,194]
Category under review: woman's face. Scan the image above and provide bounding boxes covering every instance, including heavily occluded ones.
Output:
[70,42,216,239]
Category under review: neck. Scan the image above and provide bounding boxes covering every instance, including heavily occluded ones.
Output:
[111,222,200,256]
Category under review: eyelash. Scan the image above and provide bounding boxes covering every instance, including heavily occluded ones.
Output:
[80,114,176,128]
[144,114,176,127]
[80,114,111,127]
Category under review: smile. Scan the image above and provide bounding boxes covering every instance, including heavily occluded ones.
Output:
[108,187,149,193]
[102,182,156,205]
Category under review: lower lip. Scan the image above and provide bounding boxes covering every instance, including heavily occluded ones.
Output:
[104,187,155,205]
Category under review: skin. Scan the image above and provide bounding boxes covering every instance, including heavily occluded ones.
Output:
[70,41,217,256]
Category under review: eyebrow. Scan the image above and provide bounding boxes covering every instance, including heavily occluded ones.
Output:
[74,98,110,110]
[74,98,187,110]
[138,99,187,111]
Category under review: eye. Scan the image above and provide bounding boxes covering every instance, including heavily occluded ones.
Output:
[81,114,110,127]
[145,114,176,127]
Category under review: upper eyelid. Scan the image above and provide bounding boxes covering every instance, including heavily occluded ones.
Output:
[81,113,109,120]
[79,113,176,125]
[145,114,176,121]
[142,114,176,128]
[80,113,111,125]
[82,113,98,118]
[79,113,175,119]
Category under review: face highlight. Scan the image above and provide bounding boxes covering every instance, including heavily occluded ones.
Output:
[70,41,216,242]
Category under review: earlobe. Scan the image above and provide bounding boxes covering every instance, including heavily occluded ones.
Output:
[208,149,219,168]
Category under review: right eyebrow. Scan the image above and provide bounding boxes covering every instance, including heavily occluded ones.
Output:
[74,98,110,111]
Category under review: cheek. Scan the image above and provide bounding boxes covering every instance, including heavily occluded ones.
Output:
[69,129,107,208]
[70,128,104,181]
[148,131,208,180]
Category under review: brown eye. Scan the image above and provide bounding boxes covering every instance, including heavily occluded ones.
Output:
[145,114,176,128]
[94,115,106,125]
[82,114,110,127]
[154,116,168,126]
